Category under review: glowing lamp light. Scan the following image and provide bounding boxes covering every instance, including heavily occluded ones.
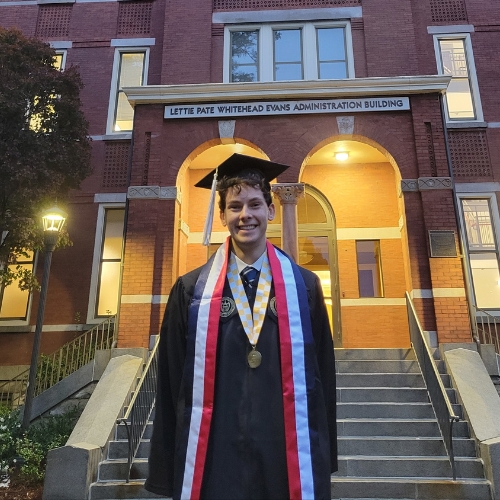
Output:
[335,151,349,162]
[42,205,67,233]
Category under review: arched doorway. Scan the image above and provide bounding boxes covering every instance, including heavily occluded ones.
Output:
[299,137,412,348]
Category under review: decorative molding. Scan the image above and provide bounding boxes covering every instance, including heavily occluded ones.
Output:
[341,298,406,306]
[90,133,132,141]
[127,186,177,199]
[121,295,153,304]
[455,182,500,193]
[127,186,160,199]
[124,75,451,106]
[50,41,73,49]
[427,25,474,34]
[179,219,190,237]
[410,288,466,298]
[212,7,363,24]
[218,120,236,144]
[446,121,487,129]
[188,231,228,244]
[94,193,127,203]
[401,179,419,192]
[419,177,453,190]
[110,38,155,47]
[412,289,434,299]
[336,227,401,240]
[160,187,177,199]
[271,183,305,205]
[337,116,354,134]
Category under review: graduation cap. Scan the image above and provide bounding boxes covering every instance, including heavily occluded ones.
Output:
[195,153,289,189]
[196,153,289,246]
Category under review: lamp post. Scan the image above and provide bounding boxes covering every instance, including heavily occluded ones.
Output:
[21,205,67,431]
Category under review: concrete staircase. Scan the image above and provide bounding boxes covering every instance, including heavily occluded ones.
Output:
[88,348,492,500]
[332,348,491,500]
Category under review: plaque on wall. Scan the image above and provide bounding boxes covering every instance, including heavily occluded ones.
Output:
[429,231,457,258]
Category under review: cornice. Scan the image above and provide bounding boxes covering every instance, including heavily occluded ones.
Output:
[124,75,451,106]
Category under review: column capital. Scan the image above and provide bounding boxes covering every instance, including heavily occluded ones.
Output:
[271,183,305,205]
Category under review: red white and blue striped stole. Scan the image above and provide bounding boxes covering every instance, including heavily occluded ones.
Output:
[177,237,321,500]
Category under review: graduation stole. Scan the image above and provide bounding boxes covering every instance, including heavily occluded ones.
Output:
[178,237,319,500]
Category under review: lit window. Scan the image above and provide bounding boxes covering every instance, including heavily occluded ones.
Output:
[434,35,482,122]
[462,199,500,309]
[226,22,352,83]
[108,49,148,133]
[95,208,125,317]
[356,240,383,298]
[0,251,35,321]
[53,50,66,71]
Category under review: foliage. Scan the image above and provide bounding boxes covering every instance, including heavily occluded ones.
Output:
[0,406,22,483]
[0,405,79,486]
[0,27,92,291]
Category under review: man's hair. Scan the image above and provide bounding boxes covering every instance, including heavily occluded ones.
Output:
[217,169,272,210]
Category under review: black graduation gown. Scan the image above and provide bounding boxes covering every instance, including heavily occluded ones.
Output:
[145,264,337,500]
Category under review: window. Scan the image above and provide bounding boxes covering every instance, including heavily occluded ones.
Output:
[226,22,353,83]
[88,206,125,321]
[356,240,383,298]
[96,208,125,317]
[108,49,148,133]
[434,34,483,122]
[0,251,35,321]
[53,50,66,71]
[461,199,500,309]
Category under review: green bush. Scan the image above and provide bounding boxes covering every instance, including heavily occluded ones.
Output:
[0,405,80,486]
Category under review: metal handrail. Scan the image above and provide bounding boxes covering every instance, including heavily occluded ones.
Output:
[405,292,460,480]
[117,334,160,482]
[0,316,116,410]
[471,306,500,354]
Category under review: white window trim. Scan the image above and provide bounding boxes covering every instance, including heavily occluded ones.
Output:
[87,203,125,324]
[456,192,500,314]
[223,21,354,83]
[106,46,150,135]
[433,33,483,124]
[55,49,67,70]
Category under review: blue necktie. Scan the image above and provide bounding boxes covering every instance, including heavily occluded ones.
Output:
[241,266,259,309]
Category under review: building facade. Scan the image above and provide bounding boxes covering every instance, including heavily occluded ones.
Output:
[1,0,499,372]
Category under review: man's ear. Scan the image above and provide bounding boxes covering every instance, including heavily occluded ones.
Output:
[268,203,276,221]
[220,210,226,226]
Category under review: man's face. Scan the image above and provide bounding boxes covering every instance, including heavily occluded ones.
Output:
[220,184,275,259]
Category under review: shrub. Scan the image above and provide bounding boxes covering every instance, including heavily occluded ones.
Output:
[0,405,80,486]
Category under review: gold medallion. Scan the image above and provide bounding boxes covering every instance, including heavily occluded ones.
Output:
[247,349,262,368]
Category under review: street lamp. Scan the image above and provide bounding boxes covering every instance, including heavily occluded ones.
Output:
[21,205,67,431]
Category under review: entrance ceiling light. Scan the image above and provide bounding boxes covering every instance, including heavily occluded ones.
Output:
[334,151,349,161]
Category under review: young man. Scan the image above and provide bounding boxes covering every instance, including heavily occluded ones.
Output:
[145,154,337,500]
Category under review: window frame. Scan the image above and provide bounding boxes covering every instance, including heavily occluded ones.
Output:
[457,193,500,314]
[0,251,38,326]
[433,33,483,124]
[223,20,354,83]
[87,203,125,323]
[54,49,67,71]
[106,47,149,135]
[355,239,384,298]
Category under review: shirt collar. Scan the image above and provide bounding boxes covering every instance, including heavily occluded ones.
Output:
[232,251,266,274]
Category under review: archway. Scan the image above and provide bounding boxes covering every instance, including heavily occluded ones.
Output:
[299,137,412,348]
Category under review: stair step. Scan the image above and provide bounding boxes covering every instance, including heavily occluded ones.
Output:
[337,374,426,388]
[337,402,435,419]
[335,456,484,479]
[330,477,491,500]
[337,387,432,403]
[337,419,469,438]
[337,437,476,457]
[336,360,421,374]
[89,481,165,500]
[335,349,416,361]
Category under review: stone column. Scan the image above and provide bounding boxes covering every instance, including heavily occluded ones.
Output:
[271,183,305,263]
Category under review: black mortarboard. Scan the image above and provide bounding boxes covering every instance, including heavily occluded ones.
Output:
[195,153,289,189]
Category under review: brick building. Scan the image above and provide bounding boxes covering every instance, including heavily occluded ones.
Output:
[1,0,499,372]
